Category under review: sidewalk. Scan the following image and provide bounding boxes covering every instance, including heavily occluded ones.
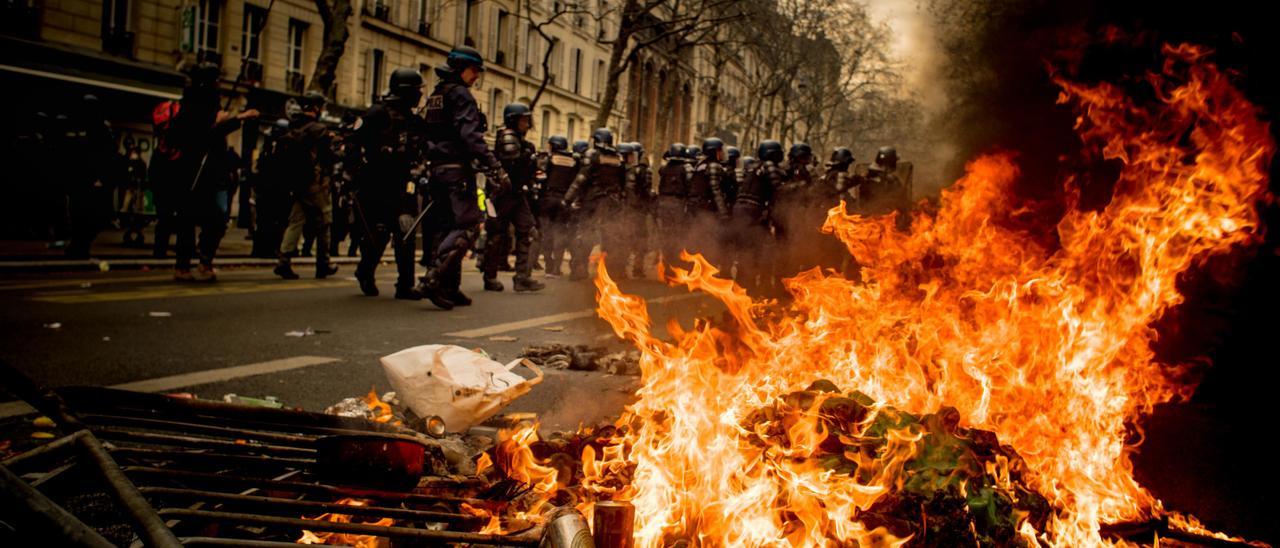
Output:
[0,225,363,271]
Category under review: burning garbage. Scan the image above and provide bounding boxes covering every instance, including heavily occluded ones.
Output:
[521,343,642,375]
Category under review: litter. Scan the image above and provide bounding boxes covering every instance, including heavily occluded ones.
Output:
[381,344,544,431]
[284,327,316,337]
[488,335,519,342]
[148,311,172,317]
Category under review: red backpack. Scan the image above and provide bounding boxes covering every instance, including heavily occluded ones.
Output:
[152,100,182,161]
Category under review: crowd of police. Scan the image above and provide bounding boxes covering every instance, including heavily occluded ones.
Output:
[7,45,911,306]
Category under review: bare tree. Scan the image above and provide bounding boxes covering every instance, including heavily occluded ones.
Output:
[591,0,744,130]
[308,0,355,97]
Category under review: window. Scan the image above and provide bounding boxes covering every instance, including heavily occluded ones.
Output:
[569,48,581,94]
[548,38,561,84]
[101,0,132,55]
[593,59,604,101]
[523,23,537,75]
[196,0,221,58]
[368,48,385,105]
[494,10,509,66]
[541,110,551,140]
[567,117,576,141]
[286,19,307,93]
[490,89,504,131]
[415,0,429,34]
[241,5,265,62]
[464,0,478,47]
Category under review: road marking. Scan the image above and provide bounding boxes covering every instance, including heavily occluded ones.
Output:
[0,355,340,419]
[443,293,704,338]
[28,279,348,304]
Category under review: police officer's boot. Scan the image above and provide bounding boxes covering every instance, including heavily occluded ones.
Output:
[356,273,379,296]
[414,269,455,310]
[483,273,504,292]
[444,269,472,306]
[274,254,300,280]
[316,262,339,279]
[513,275,545,292]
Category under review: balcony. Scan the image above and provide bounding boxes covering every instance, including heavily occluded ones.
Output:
[239,60,264,84]
[417,20,430,36]
[102,30,135,58]
[286,70,306,94]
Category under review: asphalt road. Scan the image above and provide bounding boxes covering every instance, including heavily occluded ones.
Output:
[0,262,717,432]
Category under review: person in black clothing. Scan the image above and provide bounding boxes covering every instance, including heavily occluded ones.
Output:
[655,143,692,269]
[686,137,732,269]
[482,103,545,292]
[60,94,123,259]
[120,145,149,247]
[348,68,429,300]
[563,128,626,280]
[416,46,511,309]
[535,135,577,277]
[166,63,259,281]
[732,140,788,291]
[273,91,340,279]
[622,141,655,278]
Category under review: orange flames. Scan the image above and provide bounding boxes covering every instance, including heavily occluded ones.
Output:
[591,43,1273,545]
[363,388,395,424]
[297,498,392,547]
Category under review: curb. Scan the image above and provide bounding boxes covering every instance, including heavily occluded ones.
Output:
[0,256,365,273]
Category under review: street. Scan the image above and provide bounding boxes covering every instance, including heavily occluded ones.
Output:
[0,264,712,431]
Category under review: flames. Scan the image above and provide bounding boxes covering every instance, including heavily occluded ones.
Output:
[590,43,1273,545]
[363,388,395,424]
[297,498,392,547]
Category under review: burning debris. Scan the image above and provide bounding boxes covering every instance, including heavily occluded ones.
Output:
[521,344,642,375]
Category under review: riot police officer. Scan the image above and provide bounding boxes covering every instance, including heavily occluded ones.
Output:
[625,141,656,278]
[723,146,742,206]
[536,135,576,277]
[862,146,910,217]
[483,103,545,292]
[563,128,626,280]
[815,147,858,275]
[418,46,511,308]
[274,91,339,280]
[572,140,589,156]
[732,140,788,291]
[348,68,428,300]
[687,137,732,268]
[786,142,815,186]
[655,143,691,268]
[773,141,817,273]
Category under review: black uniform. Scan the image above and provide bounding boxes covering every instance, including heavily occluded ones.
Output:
[421,70,506,294]
[349,99,426,293]
[655,157,692,265]
[686,159,731,267]
[537,150,578,276]
[626,156,655,278]
[563,147,627,278]
[57,106,121,259]
[732,160,786,290]
[275,113,338,276]
[484,128,538,282]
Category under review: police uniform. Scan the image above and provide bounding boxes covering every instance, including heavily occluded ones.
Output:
[563,139,626,279]
[655,154,692,266]
[731,158,787,290]
[537,146,578,276]
[349,98,425,296]
[484,126,539,287]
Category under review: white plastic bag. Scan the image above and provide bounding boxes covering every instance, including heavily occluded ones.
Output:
[380,344,544,431]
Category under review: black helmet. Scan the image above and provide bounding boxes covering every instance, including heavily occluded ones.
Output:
[630,142,644,158]
[665,143,685,159]
[875,146,899,169]
[683,145,700,159]
[700,137,725,161]
[726,146,741,167]
[388,68,424,100]
[271,117,290,136]
[572,140,589,154]
[503,102,532,131]
[446,46,485,72]
[548,135,569,152]
[591,127,614,148]
[618,142,636,158]
[789,142,813,163]
[299,90,327,110]
[757,140,784,164]
[742,155,759,172]
[829,147,854,167]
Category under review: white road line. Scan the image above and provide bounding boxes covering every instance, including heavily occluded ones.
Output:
[0,355,340,419]
[443,293,704,338]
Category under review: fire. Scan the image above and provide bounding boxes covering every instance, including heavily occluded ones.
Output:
[363,388,394,423]
[591,43,1273,546]
[297,498,392,547]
